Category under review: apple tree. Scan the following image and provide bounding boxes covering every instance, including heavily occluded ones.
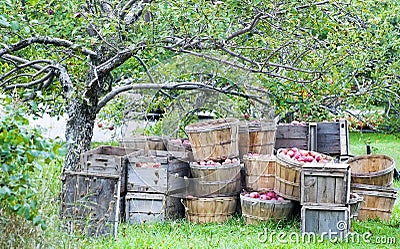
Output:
[0,0,376,171]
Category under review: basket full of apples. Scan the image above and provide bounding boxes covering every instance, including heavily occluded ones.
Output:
[240,190,295,224]
[274,148,333,201]
[188,158,241,197]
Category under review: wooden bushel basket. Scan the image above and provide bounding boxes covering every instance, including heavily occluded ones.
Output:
[275,149,332,201]
[274,151,303,201]
[238,120,277,159]
[351,183,398,221]
[348,154,395,187]
[119,136,167,152]
[240,194,294,224]
[243,155,276,192]
[185,118,239,161]
[189,161,241,197]
[183,196,237,223]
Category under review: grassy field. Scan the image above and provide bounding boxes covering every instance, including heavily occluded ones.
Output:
[1,132,399,248]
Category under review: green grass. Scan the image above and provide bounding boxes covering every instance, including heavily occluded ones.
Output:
[2,133,399,248]
[349,132,400,166]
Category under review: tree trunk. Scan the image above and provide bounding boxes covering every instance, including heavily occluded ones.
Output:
[63,99,97,171]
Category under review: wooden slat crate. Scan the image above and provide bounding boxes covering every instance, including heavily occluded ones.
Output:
[301,205,351,238]
[316,119,349,156]
[275,123,317,151]
[80,146,142,194]
[80,146,140,175]
[125,192,184,223]
[126,150,190,194]
[60,171,123,237]
[301,163,351,206]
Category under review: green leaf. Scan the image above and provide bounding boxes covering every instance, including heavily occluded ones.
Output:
[0,15,10,28]
[10,21,20,31]
[33,215,42,225]
[0,186,11,195]
[1,164,10,173]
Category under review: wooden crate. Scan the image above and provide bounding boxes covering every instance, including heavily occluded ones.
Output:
[125,192,184,223]
[80,146,141,194]
[316,119,349,156]
[126,150,190,194]
[301,205,350,238]
[301,163,351,206]
[275,123,317,151]
[60,171,123,237]
[80,146,140,175]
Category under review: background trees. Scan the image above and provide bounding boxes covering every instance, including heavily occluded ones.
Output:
[1,0,399,175]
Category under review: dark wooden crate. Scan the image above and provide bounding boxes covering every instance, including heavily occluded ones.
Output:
[316,119,349,156]
[301,163,351,206]
[275,123,317,151]
[301,205,350,238]
[126,150,190,194]
[125,192,184,223]
[60,171,123,237]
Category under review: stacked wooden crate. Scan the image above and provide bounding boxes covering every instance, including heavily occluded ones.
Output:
[275,119,350,160]
[300,163,352,238]
[124,149,190,224]
[60,146,139,237]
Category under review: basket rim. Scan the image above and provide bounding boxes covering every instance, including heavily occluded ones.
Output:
[184,196,238,201]
[238,120,277,132]
[276,148,333,167]
[243,154,276,161]
[348,154,395,177]
[190,160,240,169]
[351,184,398,199]
[240,193,293,204]
[185,118,239,132]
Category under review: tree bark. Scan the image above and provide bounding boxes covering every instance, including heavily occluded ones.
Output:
[64,99,97,171]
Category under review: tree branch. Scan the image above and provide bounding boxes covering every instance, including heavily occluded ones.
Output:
[96,81,270,112]
[0,37,97,57]
[225,13,263,42]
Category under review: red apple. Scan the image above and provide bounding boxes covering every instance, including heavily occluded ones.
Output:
[249,192,260,198]
[300,150,308,156]
[287,150,295,157]
[281,149,288,155]
[266,191,276,198]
